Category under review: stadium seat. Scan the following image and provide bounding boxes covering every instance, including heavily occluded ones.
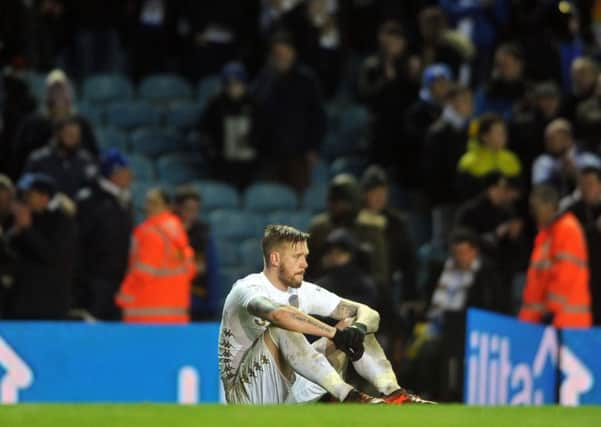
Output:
[82,74,133,104]
[129,155,156,181]
[417,243,448,292]
[238,238,263,271]
[22,71,46,101]
[267,210,313,231]
[243,182,298,212]
[106,102,161,130]
[329,156,368,178]
[197,75,221,104]
[310,158,329,185]
[156,153,208,184]
[208,210,262,241]
[337,104,369,140]
[129,127,183,158]
[139,74,193,103]
[165,103,202,130]
[77,102,105,126]
[302,184,327,213]
[188,180,239,212]
[96,127,129,152]
[215,240,239,268]
[219,267,250,301]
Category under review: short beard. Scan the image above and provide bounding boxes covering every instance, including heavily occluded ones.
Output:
[278,266,303,289]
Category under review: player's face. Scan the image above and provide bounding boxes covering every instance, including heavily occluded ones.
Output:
[277,241,309,288]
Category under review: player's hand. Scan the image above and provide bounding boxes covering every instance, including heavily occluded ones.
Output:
[333,326,365,361]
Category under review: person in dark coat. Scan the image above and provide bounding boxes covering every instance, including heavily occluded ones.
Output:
[12,69,98,178]
[423,83,473,248]
[5,173,77,319]
[252,31,326,193]
[75,149,133,320]
[199,62,257,189]
[24,115,98,198]
[560,56,598,122]
[0,174,16,318]
[564,166,601,326]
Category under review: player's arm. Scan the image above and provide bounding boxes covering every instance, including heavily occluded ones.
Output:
[247,296,337,338]
[328,298,380,334]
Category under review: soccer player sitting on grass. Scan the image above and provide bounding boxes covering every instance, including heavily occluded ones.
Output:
[219,224,433,404]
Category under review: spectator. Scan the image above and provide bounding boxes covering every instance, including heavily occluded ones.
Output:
[532,118,601,197]
[474,43,526,120]
[561,57,598,122]
[172,185,220,320]
[200,62,257,189]
[0,175,16,318]
[359,165,417,305]
[457,113,521,199]
[357,20,419,168]
[13,69,98,178]
[411,227,506,401]
[574,73,601,153]
[519,185,591,328]
[455,172,529,289]
[403,63,452,188]
[116,188,195,324]
[563,166,601,326]
[317,228,379,309]
[252,31,326,193]
[5,173,77,319]
[307,173,389,289]
[75,149,133,320]
[510,81,562,185]
[24,115,98,198]
[423,83,473,247]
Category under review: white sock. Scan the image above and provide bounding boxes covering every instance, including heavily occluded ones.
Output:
[270,328,354,401]
[352,334,400,396]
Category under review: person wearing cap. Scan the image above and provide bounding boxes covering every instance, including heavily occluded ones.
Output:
[5,173,77,319]
[252,31,326,193]
[24,115,98,198]
[357,20,419,168]
[402,63,452,188]
[457,112,522,200]
[316,228,379,309]
[532,118,601,197]
[563,166,601,325]
[75,148,133,320]
[307,174,389,289]
[455,171,529,299]
[199,62,257,189]
[13,69,98,178]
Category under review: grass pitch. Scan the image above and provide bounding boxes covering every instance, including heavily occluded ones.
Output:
[1,404,599,427]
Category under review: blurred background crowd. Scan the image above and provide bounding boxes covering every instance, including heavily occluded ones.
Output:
[2,0,601,401]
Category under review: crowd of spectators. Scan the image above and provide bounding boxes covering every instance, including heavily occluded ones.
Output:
[2,0,601,401]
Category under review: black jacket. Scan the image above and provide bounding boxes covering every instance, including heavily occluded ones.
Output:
[7,207,77,319]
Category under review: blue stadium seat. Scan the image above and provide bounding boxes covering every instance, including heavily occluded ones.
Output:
[267,210,313,231]
[215,240,239,268]
[23,71,46,101]
[302,184,327,213]
[338,104,369,139]
[329,156,368,178]
[417,243,448,292]
[238,238,263,271]
[188,180,239,212]
[311,158,329,185]
[96,127,129,152]
[129,155,156,181]
[244,182,298,212]
[82,74,133,104]
[77,102,105,126]
[129,127,183,157]
[208,210,262,241]
[139,74,193,103]
[156,153,208,184]
[219,267,251,300]
[197,75,221,104]
[106,102,161,130]
[165,103,202,130]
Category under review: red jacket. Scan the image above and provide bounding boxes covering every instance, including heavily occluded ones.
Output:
[116,211,196,323]
[519,212,591,328]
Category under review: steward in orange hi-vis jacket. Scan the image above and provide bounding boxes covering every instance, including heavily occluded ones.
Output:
[117,189,195,324]
[519,185,591,328]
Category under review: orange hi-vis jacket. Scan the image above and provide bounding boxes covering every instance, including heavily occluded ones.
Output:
[519,212,592,328]
[116,211,196,324]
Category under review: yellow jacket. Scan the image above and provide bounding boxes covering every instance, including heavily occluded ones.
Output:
[457,139,521,177]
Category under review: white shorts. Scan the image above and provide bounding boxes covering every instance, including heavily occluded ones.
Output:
[225,331,329,404]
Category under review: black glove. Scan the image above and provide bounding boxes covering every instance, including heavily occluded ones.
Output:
[333,325,366,361]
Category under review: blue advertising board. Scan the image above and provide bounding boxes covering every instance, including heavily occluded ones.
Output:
[464,309,558,405]
[560,328,601,405]
[0,322,221,404]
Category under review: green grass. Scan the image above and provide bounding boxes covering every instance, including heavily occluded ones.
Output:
[0,404,600,427]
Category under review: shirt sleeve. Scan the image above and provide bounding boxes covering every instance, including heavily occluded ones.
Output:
[300,282,342,317]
